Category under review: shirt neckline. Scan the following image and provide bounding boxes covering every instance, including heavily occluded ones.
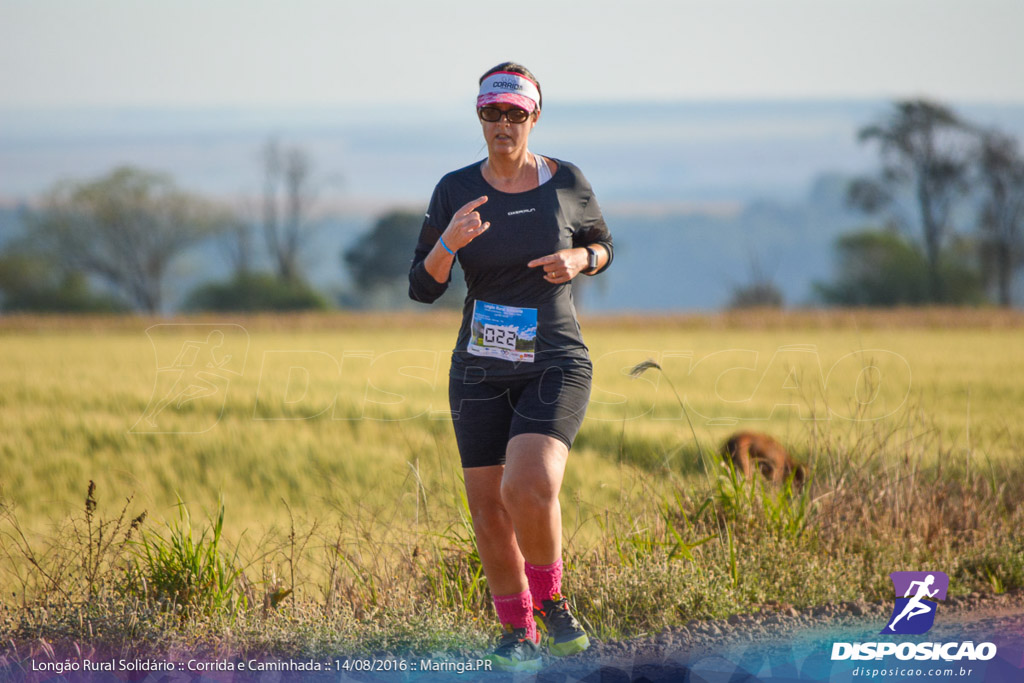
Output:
[477,157,561,196]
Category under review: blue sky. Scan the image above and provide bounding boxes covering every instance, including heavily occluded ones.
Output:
[2,0,1023,109]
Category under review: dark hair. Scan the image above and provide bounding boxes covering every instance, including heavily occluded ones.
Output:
[479,61,542,112]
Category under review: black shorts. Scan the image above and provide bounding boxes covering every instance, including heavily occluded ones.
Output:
[448,362,592,469]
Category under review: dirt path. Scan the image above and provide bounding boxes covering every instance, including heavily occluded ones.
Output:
[537,589,1024,681]
[3,592,1022,681]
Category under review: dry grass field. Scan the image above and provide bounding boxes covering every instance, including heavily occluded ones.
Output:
[2,309,1021,526]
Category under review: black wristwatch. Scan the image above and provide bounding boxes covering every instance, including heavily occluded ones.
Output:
[585,246,599,274]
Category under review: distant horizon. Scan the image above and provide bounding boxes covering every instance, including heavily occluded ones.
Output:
[3,94,1023,311]
[4,97,1023,141]
[4,99,1023,207]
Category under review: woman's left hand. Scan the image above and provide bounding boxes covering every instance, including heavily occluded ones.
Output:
[527,248,588,284]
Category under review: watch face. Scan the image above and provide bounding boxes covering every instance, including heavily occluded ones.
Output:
[587,248,598,271]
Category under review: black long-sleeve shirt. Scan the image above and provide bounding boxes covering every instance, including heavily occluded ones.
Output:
[409,159,613,377]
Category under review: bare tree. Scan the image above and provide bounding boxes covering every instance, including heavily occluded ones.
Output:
[975,130,1024,307]
[850,100,974,301]
[27,166,229,313]
[261,138,316,283]
[727,253,784,310]
[225,218,258,277]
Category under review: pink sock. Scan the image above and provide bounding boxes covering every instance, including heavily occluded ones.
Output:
[493,591,537,643]
[525,559,563,605]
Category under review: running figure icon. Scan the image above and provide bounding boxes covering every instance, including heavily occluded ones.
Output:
[882,571,948,635]
[887,574,939,631]
[131,324,249,434]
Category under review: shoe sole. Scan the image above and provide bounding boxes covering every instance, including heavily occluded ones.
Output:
[546,633,590,657]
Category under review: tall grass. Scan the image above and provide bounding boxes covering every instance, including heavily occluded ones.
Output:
[132,498,245,617]
[2,425,1022,659]
[0,481,145,605]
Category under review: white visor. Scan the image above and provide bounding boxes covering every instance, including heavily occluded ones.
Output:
[477,71,540,113]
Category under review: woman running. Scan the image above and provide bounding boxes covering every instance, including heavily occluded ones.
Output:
[408,61,613,672]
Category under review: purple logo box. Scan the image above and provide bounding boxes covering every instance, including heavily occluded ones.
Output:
[882,571,950,635]
[891,571,949,600]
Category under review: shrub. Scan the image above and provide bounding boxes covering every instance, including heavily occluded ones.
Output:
[184,272,329,312]
[814,229,986,306]
[132,499,245,617]
[0,254,126,313]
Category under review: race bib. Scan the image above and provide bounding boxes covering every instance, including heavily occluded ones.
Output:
[467,300,537,363]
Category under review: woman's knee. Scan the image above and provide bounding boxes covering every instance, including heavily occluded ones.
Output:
[501,434,567,510]
[463,466,507,526]
[468,500,514,536]
[500,474,559,512]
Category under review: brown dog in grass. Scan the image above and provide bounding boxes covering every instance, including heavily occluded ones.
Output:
[722,431,807,489]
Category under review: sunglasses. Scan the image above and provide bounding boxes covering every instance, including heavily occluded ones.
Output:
[477,106,532,124]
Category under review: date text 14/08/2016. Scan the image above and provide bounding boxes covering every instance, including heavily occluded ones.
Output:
[338,658,493,674]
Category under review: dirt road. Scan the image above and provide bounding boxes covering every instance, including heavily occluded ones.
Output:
[538,589,1024,682]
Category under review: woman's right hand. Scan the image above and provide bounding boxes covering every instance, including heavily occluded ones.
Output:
[442,196,490,251]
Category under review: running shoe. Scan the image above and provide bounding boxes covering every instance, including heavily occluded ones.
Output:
[484,625,543,673]
[533,594,590,656]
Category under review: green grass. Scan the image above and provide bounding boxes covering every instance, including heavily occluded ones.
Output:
[132,497,245,617]
[1,310,1023,658]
